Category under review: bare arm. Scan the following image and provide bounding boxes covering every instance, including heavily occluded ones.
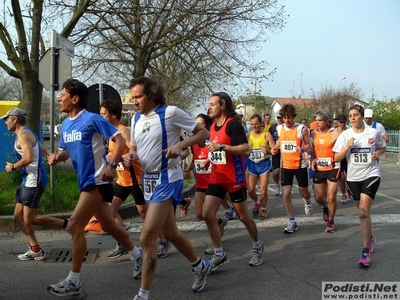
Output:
[300,126,311,154]
[164,124,209,159]
[206,141,250,156]
[265,132,275,152]
[5,130,34,172]
[48,149,70,166]
[334,137,355,163]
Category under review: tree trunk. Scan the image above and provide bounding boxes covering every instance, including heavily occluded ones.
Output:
[21,71,43,136]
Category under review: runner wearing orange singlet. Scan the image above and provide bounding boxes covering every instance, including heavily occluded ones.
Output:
[310,109,341,233]
[100,100,147,259]
[271,104,312,234]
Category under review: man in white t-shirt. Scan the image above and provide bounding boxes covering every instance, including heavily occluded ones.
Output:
[363,109,389,142]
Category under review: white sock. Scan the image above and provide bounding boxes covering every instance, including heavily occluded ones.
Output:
[66,271,80,285]
[138,288,150,300]
[214,247,224,256]
[252,240,262,249]
[129,246,142,260]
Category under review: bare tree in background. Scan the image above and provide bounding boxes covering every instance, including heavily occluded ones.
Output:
[309,82,364,117]
[1,0,287,130]
[0,70,22,100]
[0,0,92,134]
[55,0,287,105]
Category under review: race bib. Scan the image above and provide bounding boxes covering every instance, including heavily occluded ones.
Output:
[317,157,331,168]
[208,151,227,164]
[143,173,160,201]
[350,148,372,167]
[281,141,297,153]
[194,159,211,174]
[249,148,265,163]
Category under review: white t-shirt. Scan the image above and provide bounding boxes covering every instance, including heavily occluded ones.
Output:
[364,120,386,137]
[131,105,197,182]
[332,127,386,181]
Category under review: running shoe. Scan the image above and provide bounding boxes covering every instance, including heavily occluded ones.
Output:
[107,243,128,259]
[157,239,172,258]
[259,209,267,220]
[322,207,329,222]
[132,247,143,279]
[325,220,336,233]
[17,247,46,261]
[253,202,260,217]
[180,197,192,217]
[358,250,371,267]
[219,217,228,238]
[63,218,70,232]
[341,194,347,204]
[283,221,298,234]
[211,253,229,271]
[303,199,313,216]
[47,278,81,297]
[274,184,281,196]
[133,295,144,300]
[192,260,212,293]
[229,206,237,220]
[224,210,234,220]
[369,235,376,253]
[249,243,264,266]
[204,244,214,255]
[347,188,354,200]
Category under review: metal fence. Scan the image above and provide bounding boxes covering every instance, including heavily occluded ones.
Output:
[386,130,399,153]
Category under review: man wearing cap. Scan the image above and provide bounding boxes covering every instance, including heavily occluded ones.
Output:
[235,109,250,133]
[363,109,389,142]
[2,108,66,261]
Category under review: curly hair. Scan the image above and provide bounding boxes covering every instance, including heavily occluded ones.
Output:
[348,104,365,117]
[279,104,297,118]
[100,99,122,120]
[129,77,166,105]
[195,113,214,130]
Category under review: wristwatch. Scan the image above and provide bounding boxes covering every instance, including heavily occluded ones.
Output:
[109,161,118,168]
[219,144,225,151]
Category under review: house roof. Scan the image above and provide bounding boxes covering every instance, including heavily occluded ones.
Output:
[273,97,315,108]
[237,95,275,105]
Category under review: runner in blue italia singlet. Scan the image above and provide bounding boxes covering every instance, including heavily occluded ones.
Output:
[47,79,142,298]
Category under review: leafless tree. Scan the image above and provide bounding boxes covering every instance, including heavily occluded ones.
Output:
[0,0,92,134]
[57,0,287,98]
[0,69,22,100]
[309,82,365,117]
[1,0,286,132]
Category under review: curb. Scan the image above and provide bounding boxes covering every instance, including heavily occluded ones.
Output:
[0,175,196,233]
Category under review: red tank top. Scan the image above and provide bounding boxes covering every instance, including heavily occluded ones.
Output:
[208,117,246,185]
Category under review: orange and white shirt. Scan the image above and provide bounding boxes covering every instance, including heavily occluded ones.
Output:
[109,124,143,186]
[313,129,340,171]
[279,124,307,169]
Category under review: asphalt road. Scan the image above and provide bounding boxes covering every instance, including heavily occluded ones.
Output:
[0,161,399,300]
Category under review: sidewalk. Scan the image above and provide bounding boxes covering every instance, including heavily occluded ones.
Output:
[0,173,196,233]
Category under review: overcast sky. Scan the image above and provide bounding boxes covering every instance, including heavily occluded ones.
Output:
[256,0,400,101]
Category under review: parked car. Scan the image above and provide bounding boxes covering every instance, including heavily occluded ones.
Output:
[54,124,62,136]
[42,125,51,140]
